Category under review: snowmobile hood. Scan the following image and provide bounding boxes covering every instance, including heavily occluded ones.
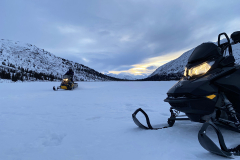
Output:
[188,43,221,64]
[167,78,217,97]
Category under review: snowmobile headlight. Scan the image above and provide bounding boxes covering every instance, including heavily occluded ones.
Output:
[63,78,68,81]
[184,67,187,76]
[188,61,215,77]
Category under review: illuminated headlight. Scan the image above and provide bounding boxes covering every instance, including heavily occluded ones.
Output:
[188,61,215,77]
[184,67,187,76]
[63,78,68,81]
[184,61,215,77]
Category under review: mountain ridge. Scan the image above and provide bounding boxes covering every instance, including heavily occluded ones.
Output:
[0,39,123,82]
[106,72,148,80]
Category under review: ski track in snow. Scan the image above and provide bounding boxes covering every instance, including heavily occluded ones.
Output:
[0,81,239,160]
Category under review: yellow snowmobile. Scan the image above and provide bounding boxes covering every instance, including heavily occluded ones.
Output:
[53,75,78,91]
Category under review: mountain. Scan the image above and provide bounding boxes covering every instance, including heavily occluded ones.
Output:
[106,72,148,80]
[146,41,240,81]
[0,39,123,82]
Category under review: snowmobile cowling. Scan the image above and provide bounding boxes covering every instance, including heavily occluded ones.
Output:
[188,43,221,64]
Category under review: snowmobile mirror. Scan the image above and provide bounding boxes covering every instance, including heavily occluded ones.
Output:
[218,32,232,56]
[231,31,240,44]
[198,120,232,158]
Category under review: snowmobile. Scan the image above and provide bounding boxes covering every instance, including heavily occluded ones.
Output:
[53,75,78,91]
[132,31,240,158]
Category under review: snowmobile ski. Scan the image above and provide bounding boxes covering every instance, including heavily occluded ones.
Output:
[53,86,60,91]
[198,119,232,158]
[198,119,240,157]
[132,108,189,130]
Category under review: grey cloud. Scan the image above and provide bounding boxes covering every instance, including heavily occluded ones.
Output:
[1,0,240,73]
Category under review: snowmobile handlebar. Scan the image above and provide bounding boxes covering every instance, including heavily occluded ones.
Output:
[218,32,233,56]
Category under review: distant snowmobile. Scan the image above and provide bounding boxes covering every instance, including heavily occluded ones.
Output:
[132,31,240,158]
[53,75,78,91]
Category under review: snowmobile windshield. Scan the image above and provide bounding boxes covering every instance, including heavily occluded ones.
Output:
[63,75,72,80]
[188,43,221,64]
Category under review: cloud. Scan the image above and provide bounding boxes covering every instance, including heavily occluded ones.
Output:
[146,66,158,70]
[1,0,240,74]
[108,49,187,75]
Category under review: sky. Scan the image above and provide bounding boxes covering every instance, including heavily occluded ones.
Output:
[1,0,240,76]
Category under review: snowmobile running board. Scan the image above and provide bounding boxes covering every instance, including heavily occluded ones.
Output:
[132,108,189,130]
[198,119,240,158]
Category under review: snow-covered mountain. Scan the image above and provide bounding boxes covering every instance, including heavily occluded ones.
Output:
[106,72,148,80]
[0,39,122,81]
[147,41,240,80]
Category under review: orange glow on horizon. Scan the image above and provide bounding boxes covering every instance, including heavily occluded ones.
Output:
[108,49,188,76]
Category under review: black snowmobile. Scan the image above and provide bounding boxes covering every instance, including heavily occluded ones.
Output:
[132,31,240,158]
[53,75,78,91]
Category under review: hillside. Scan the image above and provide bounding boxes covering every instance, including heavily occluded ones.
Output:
[0,39,122,82]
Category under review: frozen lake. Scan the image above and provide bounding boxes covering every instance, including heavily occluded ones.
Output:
[0,81,239,160]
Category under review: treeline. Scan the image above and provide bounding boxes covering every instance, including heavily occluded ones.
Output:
[139,73,183,81]
[0,67,61,82]
[76,67,126,81]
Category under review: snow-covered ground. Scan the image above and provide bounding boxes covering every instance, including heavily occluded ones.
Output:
[0,81,239,160]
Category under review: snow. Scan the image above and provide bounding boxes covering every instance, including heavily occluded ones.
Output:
[0,81,239,160]
[106,73,148,80]
[0,39,118,81]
